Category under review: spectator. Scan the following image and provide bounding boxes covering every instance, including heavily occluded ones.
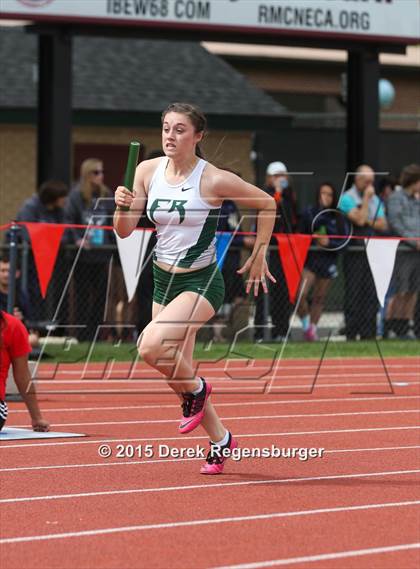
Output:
[18,180,68,223]
[14,180,69,324]
[375,175,397,337]
[65,158,115,341]
[0,256,39,349]
[385,164,420,339]
[297,182,347,341]
[265,161,299,233]
[213,198,254,341]
[415,183,420,339]
[414,293,420,340]
[254,161,298,342]
[0,310,49,432]
[376,175,397,208]
[338,164,388,340]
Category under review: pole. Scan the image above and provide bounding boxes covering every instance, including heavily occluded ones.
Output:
[7,222,19,314]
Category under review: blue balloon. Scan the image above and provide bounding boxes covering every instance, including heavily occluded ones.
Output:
[379,79,395,109]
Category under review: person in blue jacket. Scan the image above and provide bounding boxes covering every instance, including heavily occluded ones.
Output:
[297,182,348,341]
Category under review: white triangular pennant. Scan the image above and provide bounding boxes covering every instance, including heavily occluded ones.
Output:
[115,229,152,302]
[365,238,400,308]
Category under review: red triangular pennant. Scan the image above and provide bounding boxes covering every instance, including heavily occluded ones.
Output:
[25,223,65,298]
[275,233,312,303]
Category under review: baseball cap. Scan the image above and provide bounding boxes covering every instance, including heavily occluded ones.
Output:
[266,161,288,176]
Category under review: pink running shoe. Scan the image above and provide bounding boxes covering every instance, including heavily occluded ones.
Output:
[200,432,238,475]
[179,378,212,434]
[304,324,317,342]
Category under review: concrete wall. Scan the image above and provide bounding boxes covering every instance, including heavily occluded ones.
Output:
[0,124,37,226]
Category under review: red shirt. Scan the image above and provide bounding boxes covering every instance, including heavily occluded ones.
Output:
[0,312,31,400]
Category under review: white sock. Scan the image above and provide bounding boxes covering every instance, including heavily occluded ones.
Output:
[211,430,230,447]
[191,377,203,395]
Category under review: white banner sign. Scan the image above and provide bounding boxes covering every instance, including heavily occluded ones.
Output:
[1,0,419,44]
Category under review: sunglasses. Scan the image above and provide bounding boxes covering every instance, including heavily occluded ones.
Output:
[92,169,104,175]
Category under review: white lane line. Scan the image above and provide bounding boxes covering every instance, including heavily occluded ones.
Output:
[1,425,419,450]
[326,445,420,454]
[1,445,419,474]
[35,362,420,375]
[1,500,419,544]
[32,373,420,382]
[10,408,420,429]
[1,469,419,505]
[213,543,420,569]
[7,394,420,414]
[32,380,420,393]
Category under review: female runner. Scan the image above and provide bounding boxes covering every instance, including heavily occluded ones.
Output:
[114,103,275,474]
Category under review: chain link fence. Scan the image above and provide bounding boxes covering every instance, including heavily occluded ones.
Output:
[1,228,419,345]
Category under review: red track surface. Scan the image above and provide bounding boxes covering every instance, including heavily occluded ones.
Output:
[1,356,419,569]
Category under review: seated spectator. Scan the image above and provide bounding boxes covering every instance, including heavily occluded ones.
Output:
[338,164,388,340]
[14,180,69,324]
[0,256,39,349]
[297,182,347,341]
[385,164,420,339]
[65,158,115,341]
[377,175,397,208]
[0,310,49,432]
[17,180,68,223]
[254,161,298,342]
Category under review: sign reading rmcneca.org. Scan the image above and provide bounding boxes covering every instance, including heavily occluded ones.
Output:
[1,0,419,44]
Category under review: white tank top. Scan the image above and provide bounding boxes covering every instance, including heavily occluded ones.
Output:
[146,157,220,269]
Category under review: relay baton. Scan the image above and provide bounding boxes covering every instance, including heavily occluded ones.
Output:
[120,141,140,211]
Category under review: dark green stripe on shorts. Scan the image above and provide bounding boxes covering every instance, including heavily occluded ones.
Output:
[153,263,225,313]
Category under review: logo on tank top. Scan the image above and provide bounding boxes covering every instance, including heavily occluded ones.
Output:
[149,199,188,224]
